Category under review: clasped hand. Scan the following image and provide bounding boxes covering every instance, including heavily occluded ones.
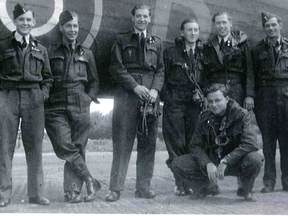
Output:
[206,162,227,184]
[133,85,158,103]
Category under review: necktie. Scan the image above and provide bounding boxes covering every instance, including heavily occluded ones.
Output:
[21,36,27,49]
[189,48,195,71]
[273,41,279,62]
[219,38,225,51]
[140,32,145,50]
[69,44,73,54]
[189,48,194,59]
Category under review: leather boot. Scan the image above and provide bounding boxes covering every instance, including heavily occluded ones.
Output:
[84,177,101,202]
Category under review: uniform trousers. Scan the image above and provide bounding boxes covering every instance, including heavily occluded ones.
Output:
[255,85,288,189]
[45,88,92,193]
[0,88,45,200]
[172,152,263,196]
[109,87,158,192]
[163,100,200,186]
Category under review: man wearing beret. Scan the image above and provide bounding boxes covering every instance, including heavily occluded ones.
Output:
[0,3,52,207]
[106,4,164,202]
[252,12,288,193]
[45,10,101,203]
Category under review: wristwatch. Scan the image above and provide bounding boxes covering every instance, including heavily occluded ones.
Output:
[220,158,228,165]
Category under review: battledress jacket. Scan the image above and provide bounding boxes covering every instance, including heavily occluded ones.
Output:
[162,37,204,102]
[202,31,255,98]
[189,99,262,170]
[0,34,52,98]
[109,30,164,92]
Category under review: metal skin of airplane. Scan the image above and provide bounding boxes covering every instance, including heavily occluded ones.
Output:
[1,0,288,96]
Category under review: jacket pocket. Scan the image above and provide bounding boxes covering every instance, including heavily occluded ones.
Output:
[146,44,157,69]
[30,52,44,76]
[0,50,17,75]
[50,55,65,76]
[257,51,273,79]
[74,55,89,78]
[122,43,138,64]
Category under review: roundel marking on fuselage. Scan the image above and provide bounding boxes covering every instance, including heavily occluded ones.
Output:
[0,0,63,36]
[152,0,212,41]
[82,0,103,48]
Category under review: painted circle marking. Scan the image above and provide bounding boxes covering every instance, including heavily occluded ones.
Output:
[82,0,102,48]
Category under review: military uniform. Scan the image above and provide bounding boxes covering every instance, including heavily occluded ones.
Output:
[0,33,52,201]
[252,36,288,190]
[45,40,99,195]
[203,31,255,105]
[108,30,164,192]
[162,37,203,189]
[172,100,263,197]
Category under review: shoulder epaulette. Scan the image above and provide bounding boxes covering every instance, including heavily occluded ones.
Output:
[0,35,10,42]
[254,39,265,48]
[151,35,161,40]
[118,31,131,35]
[199,109,211,119]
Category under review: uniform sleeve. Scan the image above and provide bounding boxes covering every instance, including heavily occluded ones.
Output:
[41,48,53,99]
[251,47,260,91]
[224,111,261,166]
[150,40,164,92]
[160,48,171,100]
[189,115,213,169]
[242,40,255,98]
[86,50,100,104]
[109,36,139,91]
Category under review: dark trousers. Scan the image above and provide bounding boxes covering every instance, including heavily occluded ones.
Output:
[172,152,263,196]
[255,86,288,189]
[163,101,200,186]
[0,88,45,200]
[45,89,92,193]
[109,87,157,192]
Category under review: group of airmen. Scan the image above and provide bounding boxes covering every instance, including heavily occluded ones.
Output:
[0,2,287,207]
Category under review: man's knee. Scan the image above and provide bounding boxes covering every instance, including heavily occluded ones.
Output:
[171,154,193,175]
[241,151,264,173]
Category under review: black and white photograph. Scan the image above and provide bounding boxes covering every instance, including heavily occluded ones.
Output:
[0,0,287,214]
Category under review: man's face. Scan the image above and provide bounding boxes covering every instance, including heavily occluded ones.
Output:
[264,17,282,39]
[132,8,151,31]
[59,17,79,43]
[207,90,229,115]
[214,14,232,38]
[181,22,200,44]
[13,10,35,36]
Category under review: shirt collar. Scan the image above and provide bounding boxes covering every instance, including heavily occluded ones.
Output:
[62,38,78,49]
[218,33,231,43]
[134,28,147,38]
[185,43,196,53]
[14,31,30,44]
[267,36,281,47]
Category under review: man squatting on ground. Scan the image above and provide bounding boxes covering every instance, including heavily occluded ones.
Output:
[172,83,264,202]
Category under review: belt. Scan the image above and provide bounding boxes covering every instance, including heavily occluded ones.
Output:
[258,79,288,87]
[0,81,40,89]
[53,81,85,90]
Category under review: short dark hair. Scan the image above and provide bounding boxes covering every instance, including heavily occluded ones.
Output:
[180,18,199,30]
[204,83,229,97]
[212,12,232,23]
[131,4,151,16]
